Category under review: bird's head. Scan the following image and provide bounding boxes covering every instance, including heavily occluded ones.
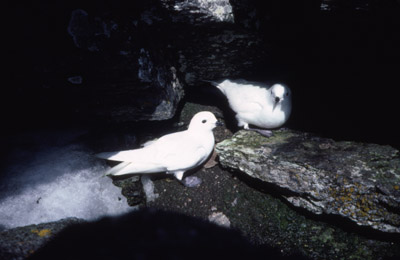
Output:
[270,84,291,111]
[188,111,222,131]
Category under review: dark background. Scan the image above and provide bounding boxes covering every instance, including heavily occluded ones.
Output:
[3,0,400,149]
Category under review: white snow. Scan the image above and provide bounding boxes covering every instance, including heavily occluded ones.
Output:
[140,175,159,203]
[0,130,133,230]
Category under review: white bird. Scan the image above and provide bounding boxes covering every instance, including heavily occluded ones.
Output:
[96,111,221,181]
[209,79,292,137]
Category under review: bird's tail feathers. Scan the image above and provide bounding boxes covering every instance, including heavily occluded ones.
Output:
[96,149,146,162]
[96,151,120,160]
[105,161,131,176]
[201,79,219,86]
[201,79,227,95]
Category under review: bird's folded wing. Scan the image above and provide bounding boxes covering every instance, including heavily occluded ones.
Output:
[107,161,167,176]
[223,86,267,113]
[233,101,264,114]
[164,146,208,172]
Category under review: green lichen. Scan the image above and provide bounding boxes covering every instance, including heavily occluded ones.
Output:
[230,187,397,260]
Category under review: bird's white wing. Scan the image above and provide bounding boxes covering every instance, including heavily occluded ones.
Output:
[97,147,168,176]
[154,131,211,172]
[106,161,167,176]
[220,81,268,114]
[163,145,209,172]
[96,130,202,175]
[95,131,186,163]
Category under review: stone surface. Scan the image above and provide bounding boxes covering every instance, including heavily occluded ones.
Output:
[160,0,270,86]
[112,176,144,206]
[0,218,84,259]
[144,154,399,260]
[28,209,264,260]
[7,0,270,127]
[163,0,234,23]
[216,129,400,233]
[208,211,231,228]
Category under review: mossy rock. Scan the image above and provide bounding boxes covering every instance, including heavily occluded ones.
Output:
[216,129,400,233]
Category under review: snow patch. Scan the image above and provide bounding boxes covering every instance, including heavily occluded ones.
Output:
[0,131,133,231]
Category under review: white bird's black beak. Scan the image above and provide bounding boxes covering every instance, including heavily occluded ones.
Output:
[273,97,280,111]
[216,121,224,127]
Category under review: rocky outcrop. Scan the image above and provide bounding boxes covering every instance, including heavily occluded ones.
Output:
[66,6,185,122]
[216,129,400,233]
[6,0,275,128]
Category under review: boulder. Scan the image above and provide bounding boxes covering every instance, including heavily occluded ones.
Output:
[216,129,400,233]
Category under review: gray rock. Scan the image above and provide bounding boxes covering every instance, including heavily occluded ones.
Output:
[112,176,144,206]
[208,211,231,228]
[162,0,234,23]
[0,218,84,259]
[161,0,270,84]
[216,129,400,233]
[143,148,399,260]
[8,1,274,128]
[63,1,265,123]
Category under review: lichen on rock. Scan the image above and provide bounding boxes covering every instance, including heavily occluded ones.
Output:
[216,129,400,233]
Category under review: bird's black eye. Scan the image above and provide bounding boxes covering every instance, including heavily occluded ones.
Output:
[202,119,207,124]
[286,92,289,96]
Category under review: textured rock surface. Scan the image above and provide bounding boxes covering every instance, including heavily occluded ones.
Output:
[112,176,144,206]
[28,209,265,260]
[216,129,400,233]
[162,0,234,23]
[161,0,269,85]
[64,0,272,122]
[0,218,84,259]
[144,153,400,260]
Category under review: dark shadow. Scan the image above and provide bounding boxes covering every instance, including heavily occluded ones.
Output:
[28,208,310,260]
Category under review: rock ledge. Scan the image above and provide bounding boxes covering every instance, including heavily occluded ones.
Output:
[216,129,400,233]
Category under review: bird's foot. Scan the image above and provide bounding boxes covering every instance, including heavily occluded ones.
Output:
[182,176,202,188]
[203,148,218,169]
[247,128,273,137]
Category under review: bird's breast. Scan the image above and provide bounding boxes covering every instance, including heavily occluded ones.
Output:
[255,107,288,129]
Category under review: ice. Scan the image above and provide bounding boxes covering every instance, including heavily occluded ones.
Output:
[183,176,202,188]
[0,130,133,231]
[140,175,159,203]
